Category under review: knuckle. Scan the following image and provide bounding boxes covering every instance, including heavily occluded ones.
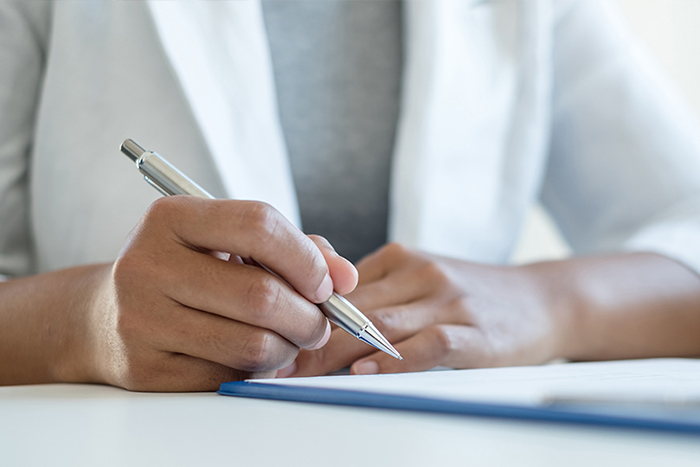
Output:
[142,196,178,225]
[112,250,149,286]
[111,254,134,289]
[111,261,152,341]
[114,306,140,341]
[423,262,447,281]
[381,242,408,260]
[429,325,456,357]
[370,309,398,335]
[451,296,474,321]
[239,331,280,371]
[246,275,282,320]
[243,202,281,243]
[111,256,160,332]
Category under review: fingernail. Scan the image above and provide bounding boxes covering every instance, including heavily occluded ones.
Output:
[310,320,331,350]
[276,361,297,378]
[353,360,379,375]
[315,273,334,303]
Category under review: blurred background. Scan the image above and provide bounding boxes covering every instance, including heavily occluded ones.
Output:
[512,0,700,264]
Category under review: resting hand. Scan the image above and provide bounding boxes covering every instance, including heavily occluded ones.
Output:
[286,243,559,376]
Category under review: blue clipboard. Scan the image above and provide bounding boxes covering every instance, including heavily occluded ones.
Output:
[219,381,700,436]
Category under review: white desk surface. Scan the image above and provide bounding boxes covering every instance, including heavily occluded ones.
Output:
[2,383,700,467]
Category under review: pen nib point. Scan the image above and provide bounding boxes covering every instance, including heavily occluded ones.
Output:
[360,324,403,361]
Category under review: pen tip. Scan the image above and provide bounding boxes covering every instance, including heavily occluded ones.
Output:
[360,324,404,360]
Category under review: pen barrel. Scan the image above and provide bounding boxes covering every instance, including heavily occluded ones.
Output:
[137,152,215,199]
[318,294,370,337]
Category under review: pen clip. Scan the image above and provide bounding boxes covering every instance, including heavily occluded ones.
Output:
[143,175,170,197]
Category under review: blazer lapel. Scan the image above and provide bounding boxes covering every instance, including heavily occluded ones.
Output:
[145,0,300,226]
[392,0,545,262]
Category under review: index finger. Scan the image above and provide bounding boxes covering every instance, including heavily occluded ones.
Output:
[143,197,333,304]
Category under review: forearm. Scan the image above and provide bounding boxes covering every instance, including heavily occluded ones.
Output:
[524,253,700,361]
[0,264,110,386]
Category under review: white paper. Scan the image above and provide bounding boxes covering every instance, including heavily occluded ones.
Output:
[253,359,700,406]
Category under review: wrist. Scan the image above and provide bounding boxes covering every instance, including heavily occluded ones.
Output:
[516,260,582,361]
[49,263,113,384]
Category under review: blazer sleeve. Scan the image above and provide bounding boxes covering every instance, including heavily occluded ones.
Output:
[542,0,700,275]
[0,1,51,279]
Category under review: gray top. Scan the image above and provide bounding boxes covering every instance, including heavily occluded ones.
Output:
[262,0,403,264]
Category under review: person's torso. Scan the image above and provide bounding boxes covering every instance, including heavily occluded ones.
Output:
[24,0,552,275]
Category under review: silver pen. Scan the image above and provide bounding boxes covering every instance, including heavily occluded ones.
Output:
[121,139,403,361]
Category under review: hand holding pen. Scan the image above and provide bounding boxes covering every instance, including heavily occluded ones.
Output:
[106,140,400,391]
[72,147,354,391]
[103,194,360,390]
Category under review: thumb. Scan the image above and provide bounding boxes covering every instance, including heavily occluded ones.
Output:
[308,235,358,296]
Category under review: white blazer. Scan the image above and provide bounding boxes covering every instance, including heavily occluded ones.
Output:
[2,0,700,278]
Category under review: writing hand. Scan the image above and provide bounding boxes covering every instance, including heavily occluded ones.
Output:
[89,197,357,390]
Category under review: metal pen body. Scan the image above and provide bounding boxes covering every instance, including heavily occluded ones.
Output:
[121,139,402,360]
[138,153,214,199]
[319,295,396,354]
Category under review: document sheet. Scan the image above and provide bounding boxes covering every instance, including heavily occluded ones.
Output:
[251,358,700,406]
[220,359,700,434]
